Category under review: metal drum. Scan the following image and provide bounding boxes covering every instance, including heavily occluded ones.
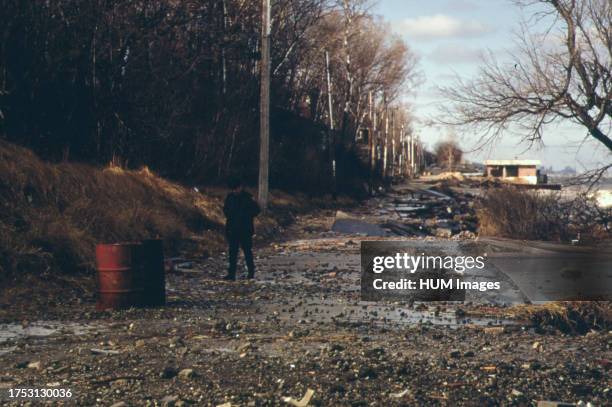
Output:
[141,239,166,306]
[95,243,143,310]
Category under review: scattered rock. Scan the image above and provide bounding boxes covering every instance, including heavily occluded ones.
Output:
[364,347,385,358]
[91,348,121,355]
[389,389,411,398]
[27,361,41,370]
[484,327,505,335]
[178,368,194,379]
[335,210,351,219]
[160,367,178,379]
[282,388,315,407]
[1,188,605,406]
[161,395,179,407]
[237,342,253,352]
[111,379,129,387]
[358,365,377,379]
[571,384,592,396]
[435,228,453,238]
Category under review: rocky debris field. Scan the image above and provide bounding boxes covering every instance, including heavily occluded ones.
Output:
[1,304,609,406]
[332,182,480,240]
[1,186,610,406]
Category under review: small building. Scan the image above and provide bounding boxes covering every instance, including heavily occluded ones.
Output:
[484,159,541,185]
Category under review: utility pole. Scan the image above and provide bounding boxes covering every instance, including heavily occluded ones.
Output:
[410,131,414,177]
[391,109,395,178]
[325,50,337,199]
[258,0,271,210]
[325,51,334,132]
[416,137,420,176]
[368,91,375,194]
[399,123,404,177]
[383,107,388,179]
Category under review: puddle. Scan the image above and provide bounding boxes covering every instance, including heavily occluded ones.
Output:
[332,218,388,236]
[0,321,99,355]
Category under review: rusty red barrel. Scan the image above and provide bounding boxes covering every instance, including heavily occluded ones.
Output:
[141,239,166,306]
[96,243,143,310]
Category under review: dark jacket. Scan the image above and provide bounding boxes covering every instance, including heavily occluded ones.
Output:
[223,190,260,237]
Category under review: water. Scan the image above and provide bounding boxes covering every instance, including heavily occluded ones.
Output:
[0,321,97,355]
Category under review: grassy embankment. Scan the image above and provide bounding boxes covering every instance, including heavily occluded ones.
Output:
[0,141,350,317]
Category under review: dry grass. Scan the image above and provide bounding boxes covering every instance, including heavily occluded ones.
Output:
[0,141,227,279]
[508,302,612,334]
[477,186,610,242]
[477,186,564,240]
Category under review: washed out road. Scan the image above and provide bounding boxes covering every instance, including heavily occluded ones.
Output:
[0,187,609,406]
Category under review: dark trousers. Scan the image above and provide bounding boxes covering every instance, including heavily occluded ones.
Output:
[227,234,255,277]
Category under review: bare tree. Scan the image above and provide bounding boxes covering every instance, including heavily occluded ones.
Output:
[0,0,420,188]
[434,141,463,170]
[440,0,612,153]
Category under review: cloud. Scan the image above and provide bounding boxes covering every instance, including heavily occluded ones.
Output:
[395,14,493,40]
[429,44,484,64]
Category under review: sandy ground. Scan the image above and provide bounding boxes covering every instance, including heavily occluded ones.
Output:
[0,191,610,406]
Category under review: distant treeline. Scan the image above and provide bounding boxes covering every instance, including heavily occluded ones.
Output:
[0,0,419,189]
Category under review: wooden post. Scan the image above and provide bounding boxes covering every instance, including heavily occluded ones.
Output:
[258,0,271,210]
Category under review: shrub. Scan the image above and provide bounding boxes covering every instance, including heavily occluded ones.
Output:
[477,186,611,242]
[510,302,611,334]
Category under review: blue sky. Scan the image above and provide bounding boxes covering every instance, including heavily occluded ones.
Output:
[374,0,611,171]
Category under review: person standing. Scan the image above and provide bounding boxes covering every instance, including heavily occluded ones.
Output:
[223,177,261,280]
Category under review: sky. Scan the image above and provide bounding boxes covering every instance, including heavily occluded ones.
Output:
[374,0,611,171]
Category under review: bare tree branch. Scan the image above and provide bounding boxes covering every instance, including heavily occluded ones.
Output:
[439,0,612,154]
